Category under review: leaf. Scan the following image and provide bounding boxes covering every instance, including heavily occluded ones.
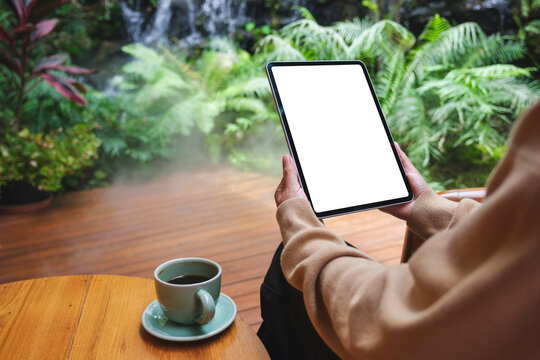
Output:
[41,73,87,106]
[418,14,451,43]
[255,35,306,61]
[70,81,87,94]
[206,37,237,53]
[31,18,58,40]
[219,77,270,98]
[281,18,350,59]
[0,25,13,45]
[349,19,415,59]
[524,20,540,34]
[226,98,267,114]
[332,18,373,44]
[10,0,25,23]
[462,35,525,68]
[292,6,315,21]
[12,24,36,39]
[122,43,163,64]
[32,54,67,72]
[0,46,23,75]
[446,65,533,82]
[43,65,96,75]
[27,0,71,24]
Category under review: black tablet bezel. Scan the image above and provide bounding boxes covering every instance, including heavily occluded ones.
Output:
[266,60,413,218]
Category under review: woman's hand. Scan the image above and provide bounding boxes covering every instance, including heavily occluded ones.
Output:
[380,142,430,221]
[274,144,429,220]
[274,155,308,207]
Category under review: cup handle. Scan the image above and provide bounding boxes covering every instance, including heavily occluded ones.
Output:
[195,289,215,325]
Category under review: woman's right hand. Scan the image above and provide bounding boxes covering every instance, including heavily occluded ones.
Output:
[380,143,430,221]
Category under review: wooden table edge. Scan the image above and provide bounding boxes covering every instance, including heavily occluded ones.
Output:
[0,275,269,359]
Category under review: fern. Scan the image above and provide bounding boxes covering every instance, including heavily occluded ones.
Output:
[116,13,539,187]
[418,14,451,43]
[219,77,270,98]
[255,35,306,62]
[121,44,163,64]
[332,18,373,44]
[462,35,525,68]
[292,5,316,21]
[255,14,538,185]
[281,18,349,59]
[446,65,533,81]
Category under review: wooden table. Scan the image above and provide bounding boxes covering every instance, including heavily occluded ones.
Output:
[0,275,270,359]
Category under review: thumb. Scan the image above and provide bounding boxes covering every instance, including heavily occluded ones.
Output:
[282,155,299,187]
[394,142,415,172]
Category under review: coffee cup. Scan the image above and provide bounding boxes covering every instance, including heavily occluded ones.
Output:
[154,258,221,325]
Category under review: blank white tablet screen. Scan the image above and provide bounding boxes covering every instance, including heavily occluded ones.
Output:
[271,64,409,213]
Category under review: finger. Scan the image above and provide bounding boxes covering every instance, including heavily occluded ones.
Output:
[275,177,285,201]
[394,142,417,173]
[282,155,299,187]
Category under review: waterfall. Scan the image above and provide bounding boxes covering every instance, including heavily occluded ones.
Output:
[120,0,172,44]
[119,0,310,47]
[142,0,172,44]
[201,0,248,37]
[120,0,248,46]
[120,0,144,42]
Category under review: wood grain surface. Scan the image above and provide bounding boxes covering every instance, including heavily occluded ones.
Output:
[0,276,91,359]
[0,275,270,359]
[0,167,405,331]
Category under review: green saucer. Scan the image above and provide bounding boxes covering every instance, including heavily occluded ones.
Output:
[141,294,237,342]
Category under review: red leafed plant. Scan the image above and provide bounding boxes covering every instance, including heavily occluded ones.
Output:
[0,0,96,131]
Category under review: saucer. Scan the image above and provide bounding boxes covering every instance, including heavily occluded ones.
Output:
[141,293,237,342]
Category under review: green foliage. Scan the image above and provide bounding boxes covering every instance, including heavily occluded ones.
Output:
[110,10,538,186]
[255,9,540,187]
[0,125,100,192]
[4,5,535,193]
[115,39,280,169]
[0,0,101,197]
[362,0,380,21]
[514,0,540,68]
[243,21,273,42]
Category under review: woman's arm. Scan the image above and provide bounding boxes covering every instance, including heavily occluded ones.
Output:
[274,108,540,358]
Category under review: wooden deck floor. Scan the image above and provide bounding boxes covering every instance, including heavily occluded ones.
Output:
[0,167,406,331]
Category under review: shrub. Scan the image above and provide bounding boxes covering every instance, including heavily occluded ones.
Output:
[0,125,100,192]
[114,39,281,170]
[256,10,540,188]
[0,0,98,197]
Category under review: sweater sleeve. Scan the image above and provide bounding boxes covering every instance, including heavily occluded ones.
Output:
[406,188,481,240]
[277,102,540,360]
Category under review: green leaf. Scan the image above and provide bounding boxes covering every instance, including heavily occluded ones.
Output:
[122,43,163,64]
[245,22,256,32]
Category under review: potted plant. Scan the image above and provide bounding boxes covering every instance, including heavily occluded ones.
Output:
[0,0,100,212]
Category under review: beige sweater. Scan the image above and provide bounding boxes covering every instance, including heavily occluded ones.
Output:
[277,102,540,360]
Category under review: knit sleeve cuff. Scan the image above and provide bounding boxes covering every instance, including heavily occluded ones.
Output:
[406,189,459,240]
[276,198,324,246]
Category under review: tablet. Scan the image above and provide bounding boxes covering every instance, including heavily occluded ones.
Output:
[266,60,412,218]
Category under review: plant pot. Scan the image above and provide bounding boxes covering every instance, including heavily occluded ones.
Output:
[0,181,52,213]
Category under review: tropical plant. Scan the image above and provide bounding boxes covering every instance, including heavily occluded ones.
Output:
[115,38,279,168]
[514,0,540,68]
[0,125,100,192]
[256,10,540,188]
[382,15,538,186]
[0,0,95,131]
[0,0,100,199]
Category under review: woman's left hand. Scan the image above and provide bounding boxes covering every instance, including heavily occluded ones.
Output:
[274,155,308,207]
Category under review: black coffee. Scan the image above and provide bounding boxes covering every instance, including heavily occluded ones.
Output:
[167,274,211,285]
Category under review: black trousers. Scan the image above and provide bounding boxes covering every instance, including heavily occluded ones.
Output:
[257,243,341,360]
